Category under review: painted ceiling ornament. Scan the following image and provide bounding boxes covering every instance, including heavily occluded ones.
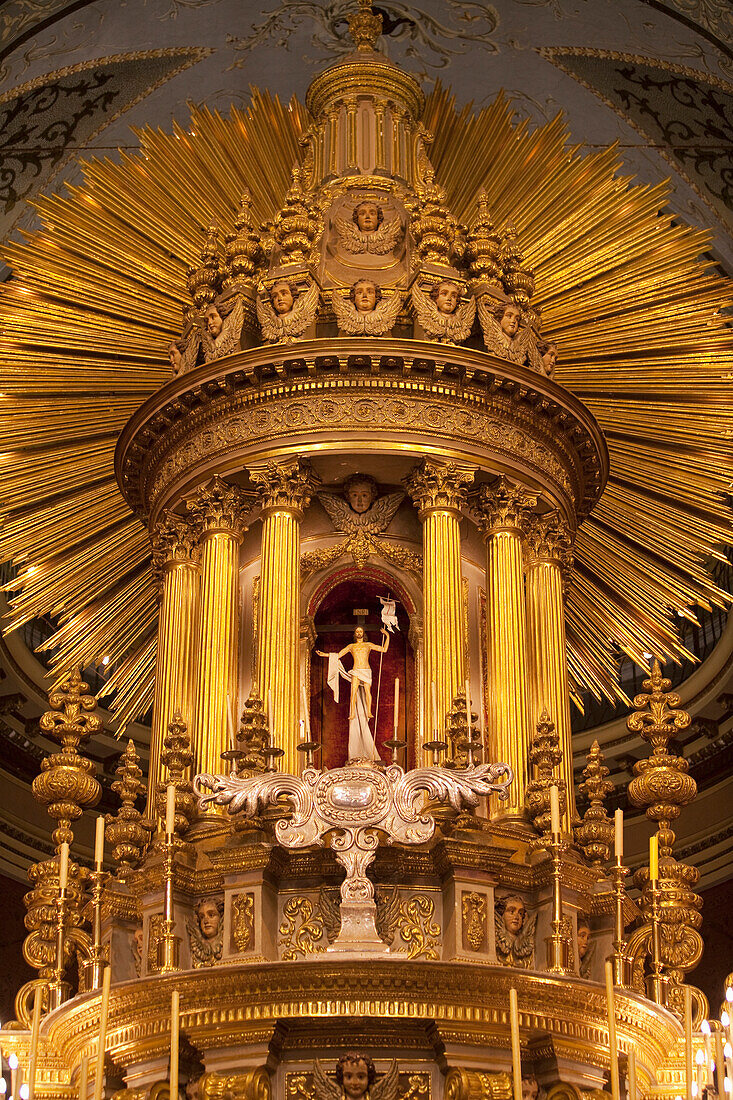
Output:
[256,278,320,344]
[333,280,403,335]
[194,759,513,952]
[411,279,476,344]
[335,200,404,256]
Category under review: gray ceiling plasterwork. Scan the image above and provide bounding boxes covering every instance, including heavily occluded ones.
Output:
[542,49,733,231]
[0,47,209,240]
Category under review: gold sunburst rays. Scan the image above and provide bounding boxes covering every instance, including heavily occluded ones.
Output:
[0,85,731,734]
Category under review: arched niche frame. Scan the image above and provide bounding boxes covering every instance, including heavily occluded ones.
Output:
[301,563,421,769]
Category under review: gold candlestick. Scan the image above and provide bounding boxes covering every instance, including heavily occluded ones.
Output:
[84,867,107,992]
[157,824,181,974]
[611,856,631,986]
[545,826,570,974]
[49,886,71,1010]
[646,877,667,1005]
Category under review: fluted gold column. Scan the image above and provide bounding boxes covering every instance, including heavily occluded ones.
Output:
[474,478,537,818]
[405,460,474,762]
[525,513,576,828]
[187,477,251,779]
[249,459,319,773]
[148,516,201,817]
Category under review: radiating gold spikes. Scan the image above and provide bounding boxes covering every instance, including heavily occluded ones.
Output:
[0,84,731,731]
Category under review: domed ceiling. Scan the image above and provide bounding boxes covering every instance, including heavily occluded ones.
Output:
[0,0,731,898]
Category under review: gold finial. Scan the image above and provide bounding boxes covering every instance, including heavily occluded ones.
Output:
[347,0,382,51]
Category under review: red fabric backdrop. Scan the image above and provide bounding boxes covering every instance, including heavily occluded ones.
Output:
[310,576,415,769]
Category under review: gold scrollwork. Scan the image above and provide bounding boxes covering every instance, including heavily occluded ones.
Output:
[278,897,326,959]
[395,894,441,961]
[462,893,487,952]
[232,893,255,952]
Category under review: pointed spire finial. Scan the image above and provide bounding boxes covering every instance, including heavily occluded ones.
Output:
[347,0,382,51]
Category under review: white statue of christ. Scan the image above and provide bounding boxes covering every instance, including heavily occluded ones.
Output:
[316,626,390,761]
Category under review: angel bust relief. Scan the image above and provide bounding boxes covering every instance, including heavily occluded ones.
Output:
[494,892,536,969]
[314,1053,398,1100]
[411,278,476,344]
[476,295,542,371]
[256,277,320,344]
[333,279,403,336]
[319,474,403,536]
[336,200,403,256]
[186,894,224,968]
[200,295,244,362]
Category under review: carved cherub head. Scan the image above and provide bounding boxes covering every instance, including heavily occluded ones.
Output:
[203,302,224,338]
[352,201,383,233]
[430,280,461,316]
[538,340,558,376]
[493,301,521,338]
[185,1077,202,1100]
[577,917,591,959]
[336,1053,376,1100]
[132,926,144,955]
[349,279,382,313]
[269,279,298,316]
[497,893,526,937]
[194,895,224,941]
[521,1076,539,1100]
[344,474,378,514]
[168,339,186,375]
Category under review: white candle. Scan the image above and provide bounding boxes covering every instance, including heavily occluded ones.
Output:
[431,680,438,735]
[9,1054,18,1100]
[165,784,176,836]
[299,718,305,742]
[724,1040,732,1086]
[614,808,623,860]
[605,960,621,1100]
[170,990,180,1100]
[508,988,522,1100]
[58,842,69,890]
[78,1055,89,1100]
[550,784,560,837]
[695,1049,705,1097]
[393,678,400,733]
[301,682,311,737]
[92,967,111,1100]
[701,1021,713,1087]
[268,690,274,741]
[725,998,733,1051]
[94,816,105,870]
[226,693,235,753]
[27,989,42,1100]
[684,985,693,1100]
[715,1031,726,1100]
[628,1047,637,1100]
[465,679,471,738]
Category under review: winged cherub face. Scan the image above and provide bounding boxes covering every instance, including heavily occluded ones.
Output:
[577,922,590,958]
[270,280,295,315]
[197,900,221,940]
[353,202,381,232]
[204,304,223,337]
[521,1077,539,1100]
[499,304,521,337]
[168,342,184,373]
[352,280,377,312]
[347,478,376,514]
[503,897,526,935]
[341,1060,370,1100]
[540,342,558,375]
[432,281,460,315]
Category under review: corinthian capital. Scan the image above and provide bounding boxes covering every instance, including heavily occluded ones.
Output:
[472,476,538,536]
[185,476,254,537]
[403,459,475,515]
[248,458,320,516]
[524,511,574,566]
[151,513,200,593]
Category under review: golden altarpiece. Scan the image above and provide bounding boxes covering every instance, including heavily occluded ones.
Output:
[1,7,732,1100]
